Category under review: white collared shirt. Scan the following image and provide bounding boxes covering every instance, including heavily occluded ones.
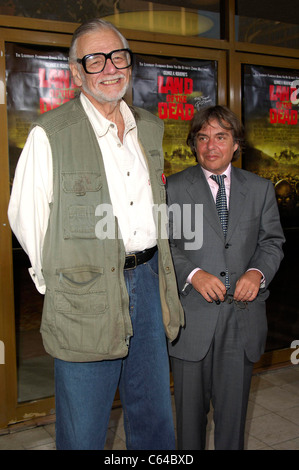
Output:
[8,94,157,293]
[80,94,157,252]
[186,165,231,284]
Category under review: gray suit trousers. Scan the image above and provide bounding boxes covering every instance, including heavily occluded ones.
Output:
[171,301,253,450]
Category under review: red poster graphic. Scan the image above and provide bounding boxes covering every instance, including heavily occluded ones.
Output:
[132,54,217,176]
[243,65,299,229]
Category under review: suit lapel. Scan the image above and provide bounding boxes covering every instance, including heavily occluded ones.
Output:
[226,167,249,242]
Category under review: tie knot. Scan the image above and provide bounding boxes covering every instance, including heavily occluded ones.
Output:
[211,174,226,186]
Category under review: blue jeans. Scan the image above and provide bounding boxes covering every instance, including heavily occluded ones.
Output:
[55,251,175,450]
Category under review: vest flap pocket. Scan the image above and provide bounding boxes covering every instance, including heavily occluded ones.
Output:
[55,290,107,315]
[62,172,102,195]
[53,266,109,354]
[55,291,109,354]
[57,266,104,288]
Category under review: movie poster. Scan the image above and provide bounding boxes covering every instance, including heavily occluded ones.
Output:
[243,65,299,228]
[243,65,299,351]
[132,54,217,176]
[5,43,77,181]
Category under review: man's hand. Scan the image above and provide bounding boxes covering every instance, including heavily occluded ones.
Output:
[233,270,262,302]
[191,270,226,303]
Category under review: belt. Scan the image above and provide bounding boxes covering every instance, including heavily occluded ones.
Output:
[124,245,157,270]
[216,293,248,310]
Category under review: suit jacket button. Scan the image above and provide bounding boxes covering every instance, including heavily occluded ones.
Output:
[220,271,226,277]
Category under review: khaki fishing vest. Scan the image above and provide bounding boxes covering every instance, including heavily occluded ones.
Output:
[32,97,183,362]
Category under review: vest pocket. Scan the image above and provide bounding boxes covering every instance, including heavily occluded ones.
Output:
[62,172,102,195]
[55,291,109,354]
[54,266,109,354]
[62,172,102,239]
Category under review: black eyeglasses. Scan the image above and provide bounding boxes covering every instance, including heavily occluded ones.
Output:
[76,48,133,74]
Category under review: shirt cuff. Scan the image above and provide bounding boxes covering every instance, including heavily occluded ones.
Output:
[28,267,46,295]
[187,268,201,284]
[247,268,266,288]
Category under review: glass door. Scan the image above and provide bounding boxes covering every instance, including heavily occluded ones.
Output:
[0,27,72,428]
[236,53,299,367]
[6,41,76,404]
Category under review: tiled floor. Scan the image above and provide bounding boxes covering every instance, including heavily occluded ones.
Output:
[1,365,299,450]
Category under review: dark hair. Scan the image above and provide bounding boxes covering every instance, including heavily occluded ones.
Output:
[186,105,244,161]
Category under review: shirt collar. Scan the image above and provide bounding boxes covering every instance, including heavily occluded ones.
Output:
[201,163,232,183]
[79,93,136,138]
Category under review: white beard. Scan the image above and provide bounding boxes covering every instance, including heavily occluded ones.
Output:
[80,70,129,104]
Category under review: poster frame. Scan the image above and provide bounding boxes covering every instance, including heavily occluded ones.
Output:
[234,52,299,370]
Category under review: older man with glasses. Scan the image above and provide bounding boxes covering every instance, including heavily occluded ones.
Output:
[8,18,184,450]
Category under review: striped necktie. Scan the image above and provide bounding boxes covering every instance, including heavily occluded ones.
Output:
[210,174,228,237]
[211,174,230,289]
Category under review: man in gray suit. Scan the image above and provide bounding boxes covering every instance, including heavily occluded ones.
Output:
[167,105,285,450]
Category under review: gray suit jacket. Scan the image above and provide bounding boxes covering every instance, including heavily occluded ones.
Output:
[167,164,285,363]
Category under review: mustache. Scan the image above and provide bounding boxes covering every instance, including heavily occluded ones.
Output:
[97,73,125,84]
